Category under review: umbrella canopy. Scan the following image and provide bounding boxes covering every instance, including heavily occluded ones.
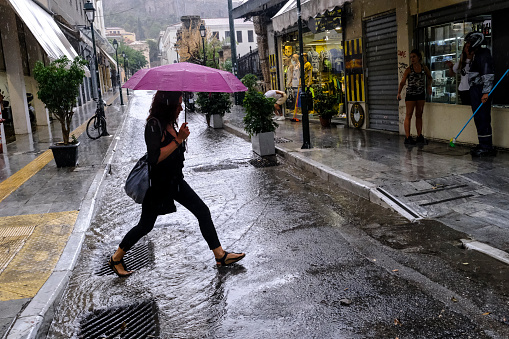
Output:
[122,62,248,93]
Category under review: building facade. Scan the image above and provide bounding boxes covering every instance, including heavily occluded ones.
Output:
[235,0,509,149]
[0,0,116,146]
[159,17,257,67]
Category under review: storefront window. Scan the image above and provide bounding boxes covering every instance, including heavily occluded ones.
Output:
[281,29,345,116]
[424,16,492,105]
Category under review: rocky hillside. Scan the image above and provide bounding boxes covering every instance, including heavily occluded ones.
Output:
[103,0,237,39]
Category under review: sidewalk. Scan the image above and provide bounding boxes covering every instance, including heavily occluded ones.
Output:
[224,106,509,256]
[0,90,129,338]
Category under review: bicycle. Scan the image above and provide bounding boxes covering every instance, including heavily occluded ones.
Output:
[86,99,109,139]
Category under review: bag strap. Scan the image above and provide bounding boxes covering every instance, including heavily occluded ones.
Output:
[147,117,163,138]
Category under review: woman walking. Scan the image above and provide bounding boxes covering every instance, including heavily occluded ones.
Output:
[397,49,432,145]
[109,91,245,277]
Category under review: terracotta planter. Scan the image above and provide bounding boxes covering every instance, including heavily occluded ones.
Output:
[50,142,80,167]
[319,116,332,128]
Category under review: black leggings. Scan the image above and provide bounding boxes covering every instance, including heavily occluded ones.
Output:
[119,180,221,251]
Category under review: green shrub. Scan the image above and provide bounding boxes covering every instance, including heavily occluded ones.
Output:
[241,74,258,91]
[313,87,339,119]
[243,90,277,137]
[33,56,87,144]
[196,92,232,117]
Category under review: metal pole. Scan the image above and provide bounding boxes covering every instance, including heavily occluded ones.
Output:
[228,0,241,104]
[115,47,124,105]
[297,0,311,149]
[90,22,108,135]
[202,36,206,65]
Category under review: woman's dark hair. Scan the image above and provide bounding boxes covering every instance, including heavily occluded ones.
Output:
[147,91,182,128]
[410,49,422,61]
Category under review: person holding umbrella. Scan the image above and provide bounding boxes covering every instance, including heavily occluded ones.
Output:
[109,91,245,277]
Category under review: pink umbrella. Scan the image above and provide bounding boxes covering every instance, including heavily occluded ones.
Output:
[122,62,247,93]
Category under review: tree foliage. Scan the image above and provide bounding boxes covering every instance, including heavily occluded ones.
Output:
[196,92,232,117]
[108,39,147,74]
[33,56,87,144]
[242,74,277,136]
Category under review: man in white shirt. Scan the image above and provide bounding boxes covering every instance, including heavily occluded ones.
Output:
[264,90,287,121]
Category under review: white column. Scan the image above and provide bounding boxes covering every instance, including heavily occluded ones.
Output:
[0,8,31,136]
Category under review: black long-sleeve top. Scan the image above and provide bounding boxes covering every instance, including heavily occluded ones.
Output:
[145,118,185,190]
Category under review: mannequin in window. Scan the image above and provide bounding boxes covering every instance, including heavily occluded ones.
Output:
[303,53,313,90]
[286,54,301,109]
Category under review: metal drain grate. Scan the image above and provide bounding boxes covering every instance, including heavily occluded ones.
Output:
[95,241,152,276]
[275,137,292,143]
[249,158,278,168]
[79,300,159,338]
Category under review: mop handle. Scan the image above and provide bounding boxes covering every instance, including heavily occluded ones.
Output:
[454,68,509,140]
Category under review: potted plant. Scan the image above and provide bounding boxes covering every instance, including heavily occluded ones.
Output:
[242,74,278,156]
[313,87,339,128]
[196,92,232,128]
[33,56,87,167]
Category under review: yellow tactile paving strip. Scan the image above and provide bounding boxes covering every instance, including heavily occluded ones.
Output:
[0,92,119,204]
[0,225,36,273]
[0,211,78,301]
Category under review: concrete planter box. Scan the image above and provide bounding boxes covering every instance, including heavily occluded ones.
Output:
[251,132,275,156]
[211,114,223,129]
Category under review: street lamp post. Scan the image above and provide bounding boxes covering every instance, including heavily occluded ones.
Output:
[112,39,124,105]
[122,52,129,96]
[84,0,108,135]
[199,23,206,66]
[297,0,311,149]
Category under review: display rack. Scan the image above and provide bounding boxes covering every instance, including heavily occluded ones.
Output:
[428,19,491,104]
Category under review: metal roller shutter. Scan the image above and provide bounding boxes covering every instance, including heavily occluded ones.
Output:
[365,13,398,132]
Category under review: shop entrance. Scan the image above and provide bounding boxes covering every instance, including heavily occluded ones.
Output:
[365,13,398,132]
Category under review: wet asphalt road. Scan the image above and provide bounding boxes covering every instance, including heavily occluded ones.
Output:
[47,91,509,338]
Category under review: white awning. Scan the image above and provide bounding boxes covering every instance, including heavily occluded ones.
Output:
[100,47,118,69]
[272,0,349,33]
[7,0,80,61]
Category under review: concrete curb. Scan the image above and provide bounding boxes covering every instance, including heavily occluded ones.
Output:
[461,239,509,265]
[223,121,422,223]
[6,100,132,339]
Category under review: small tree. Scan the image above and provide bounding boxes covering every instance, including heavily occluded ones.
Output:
[196,92,232,117]
[33,56,86,145]
[241,74,278,136]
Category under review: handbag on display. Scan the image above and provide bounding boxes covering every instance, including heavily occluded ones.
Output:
[124,118,162,204]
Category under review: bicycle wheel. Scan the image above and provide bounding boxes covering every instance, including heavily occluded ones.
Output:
[86,115,105,140]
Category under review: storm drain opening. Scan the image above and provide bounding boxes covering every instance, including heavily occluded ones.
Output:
[249,156,278,168]
[79,299,159,339]
[275,137,292,143]
[95,240,153,276]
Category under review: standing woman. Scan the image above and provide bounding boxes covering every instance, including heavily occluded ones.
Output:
[397,49,432,144]
[109,91,245,277]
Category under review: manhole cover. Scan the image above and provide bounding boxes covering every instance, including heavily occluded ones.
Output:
[275,137,292,143]
[95,241,152,276]
[249,158,278,168]
[79,300,159,339]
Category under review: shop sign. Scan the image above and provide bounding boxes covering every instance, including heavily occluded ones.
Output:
[308,7,342,34]
[345,38,365,102]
